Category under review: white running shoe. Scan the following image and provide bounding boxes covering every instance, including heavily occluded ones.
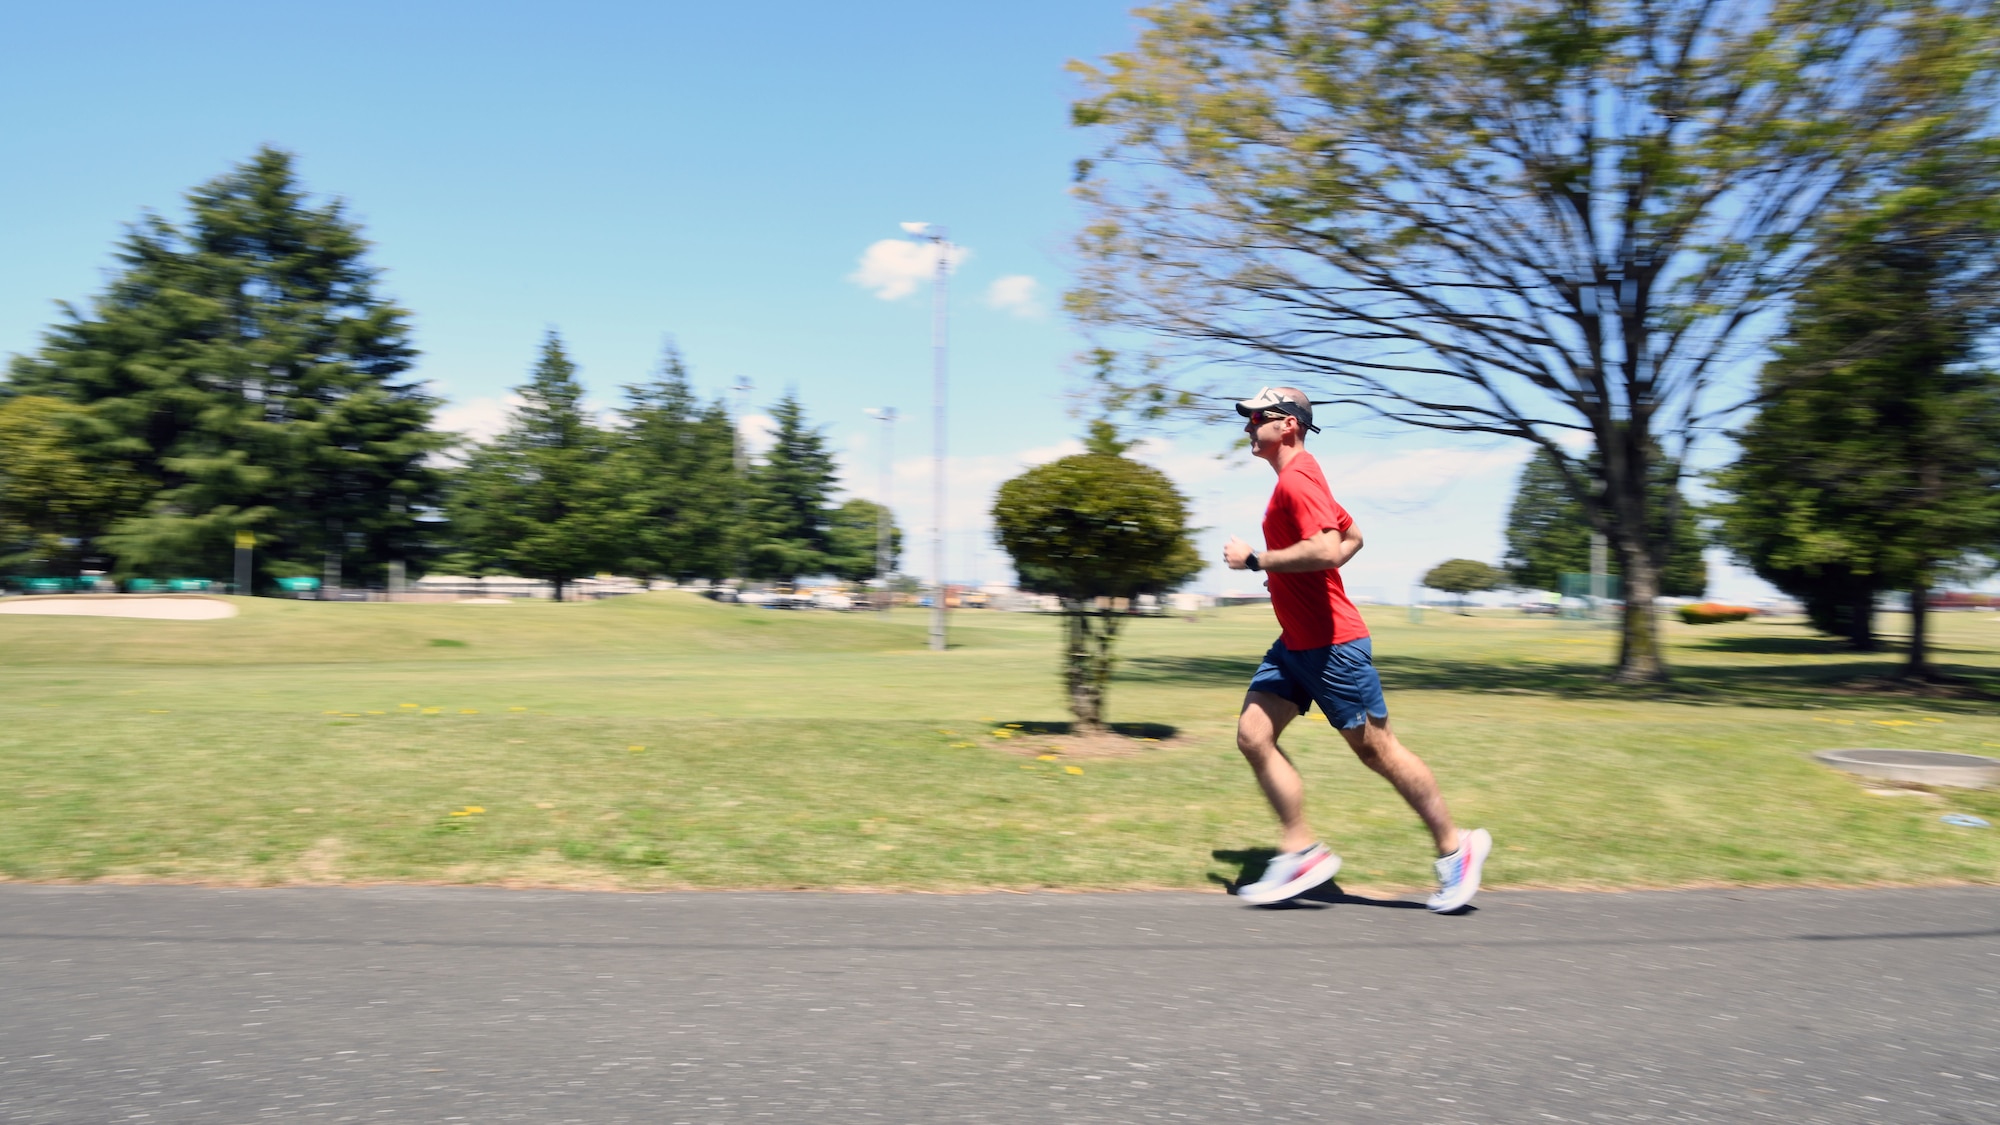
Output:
[1238,843,1341,905]
[1427,827,1492,913]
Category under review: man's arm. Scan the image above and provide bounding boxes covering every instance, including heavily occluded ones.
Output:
[1223,524,1363,573]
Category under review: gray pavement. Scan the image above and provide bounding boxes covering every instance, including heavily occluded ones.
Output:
[1,884,1997,1124]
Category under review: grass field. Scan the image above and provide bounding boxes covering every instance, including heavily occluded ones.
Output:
[3,592,1997,894]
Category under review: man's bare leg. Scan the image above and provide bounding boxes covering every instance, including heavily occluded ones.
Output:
[1339,716,1462,857]
[1236,691,1317,854]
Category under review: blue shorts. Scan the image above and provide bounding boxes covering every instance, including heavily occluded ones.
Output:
[1247,636,1388,730]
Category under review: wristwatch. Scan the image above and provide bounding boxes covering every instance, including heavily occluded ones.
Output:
[1244,552,1261,572]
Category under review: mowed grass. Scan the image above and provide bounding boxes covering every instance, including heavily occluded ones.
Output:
[3,592,1998,893]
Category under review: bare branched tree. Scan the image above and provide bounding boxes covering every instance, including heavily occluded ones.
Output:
[1069,0,1999,681]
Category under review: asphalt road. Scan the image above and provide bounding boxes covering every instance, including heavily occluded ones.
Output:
[2,884,1997,1124]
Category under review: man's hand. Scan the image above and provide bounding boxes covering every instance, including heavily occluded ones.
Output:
[1223,536,1257,570]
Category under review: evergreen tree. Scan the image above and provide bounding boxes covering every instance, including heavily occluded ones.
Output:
[5,146,443,586]
[1503,450,1706,598]
[614,342,740,583]
[743,392,838,584]
[1713,208,2000,668]
[447,332,625,599]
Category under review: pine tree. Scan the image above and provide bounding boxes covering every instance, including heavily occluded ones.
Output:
[6,147,444,587]
[614,342,741,583]
[743,392,838,584]
[447,332,625,599]
[1713,231,2000,666]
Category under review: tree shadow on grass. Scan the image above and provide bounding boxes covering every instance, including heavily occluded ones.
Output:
[1118,656,1254,685]
[1001,720,1180,740]
[1208,848,1428,910]
[1123,648,2000,714]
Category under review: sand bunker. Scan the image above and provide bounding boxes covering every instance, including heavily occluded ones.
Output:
[0,595,237,620]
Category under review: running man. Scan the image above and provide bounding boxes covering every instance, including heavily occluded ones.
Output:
[1221,387,1491,910]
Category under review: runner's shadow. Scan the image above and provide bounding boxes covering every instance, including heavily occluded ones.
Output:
[1209,848,1428,910]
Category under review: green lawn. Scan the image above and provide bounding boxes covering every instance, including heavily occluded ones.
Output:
[3,592,1997,893]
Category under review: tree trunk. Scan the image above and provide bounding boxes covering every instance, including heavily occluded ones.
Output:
[1062,601,1123,732]
[1598,427,1669,684]
[1612,541,1667,684]
[553,577,566,603]
[1906,581,1930,678]
[1848,585,1877,651]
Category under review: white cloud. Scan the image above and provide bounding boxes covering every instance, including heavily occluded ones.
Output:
[1114,437,1536,602]
[847,238,970,301]
[841,428,1709,597]
[983,274,1043,318]
[434,395,521,444]
[738,412,776,458]
[434,393,621,444]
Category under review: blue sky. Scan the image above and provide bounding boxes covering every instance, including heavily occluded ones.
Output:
[0,1,1773,600]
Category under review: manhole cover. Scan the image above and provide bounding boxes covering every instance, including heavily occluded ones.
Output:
[1813,748,2000,789]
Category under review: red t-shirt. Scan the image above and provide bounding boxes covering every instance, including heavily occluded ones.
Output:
[1262,451,1370,650]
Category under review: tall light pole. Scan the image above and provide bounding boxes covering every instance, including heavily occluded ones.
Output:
[730,375,753,589]
[902,222,950,651]
[865,406,896,609]
[730,375,754,475]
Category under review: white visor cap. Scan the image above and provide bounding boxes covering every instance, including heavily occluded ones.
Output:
[1233,387,1319,433]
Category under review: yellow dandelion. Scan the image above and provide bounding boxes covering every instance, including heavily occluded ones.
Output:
[422,707,442,714]
[1006,723,1023,729]
[340,713,361,717]
[1064,766,1084,775]
[628,745,645,752]
[1922,718,1945,724]
[992,730,1013,739]
[951,741,976,749]
[1875,720,1914,727]
[399,703,419,709]
[1036,754,1058,762]
[459,709,479,714]
[508,706,528,712]
[465,806,485,814]
[448,810,470,817]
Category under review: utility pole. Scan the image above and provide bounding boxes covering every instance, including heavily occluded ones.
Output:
[866,407,896,609]
[730,376,753,592]
[731,376,754,476]
[903,223,951,652]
